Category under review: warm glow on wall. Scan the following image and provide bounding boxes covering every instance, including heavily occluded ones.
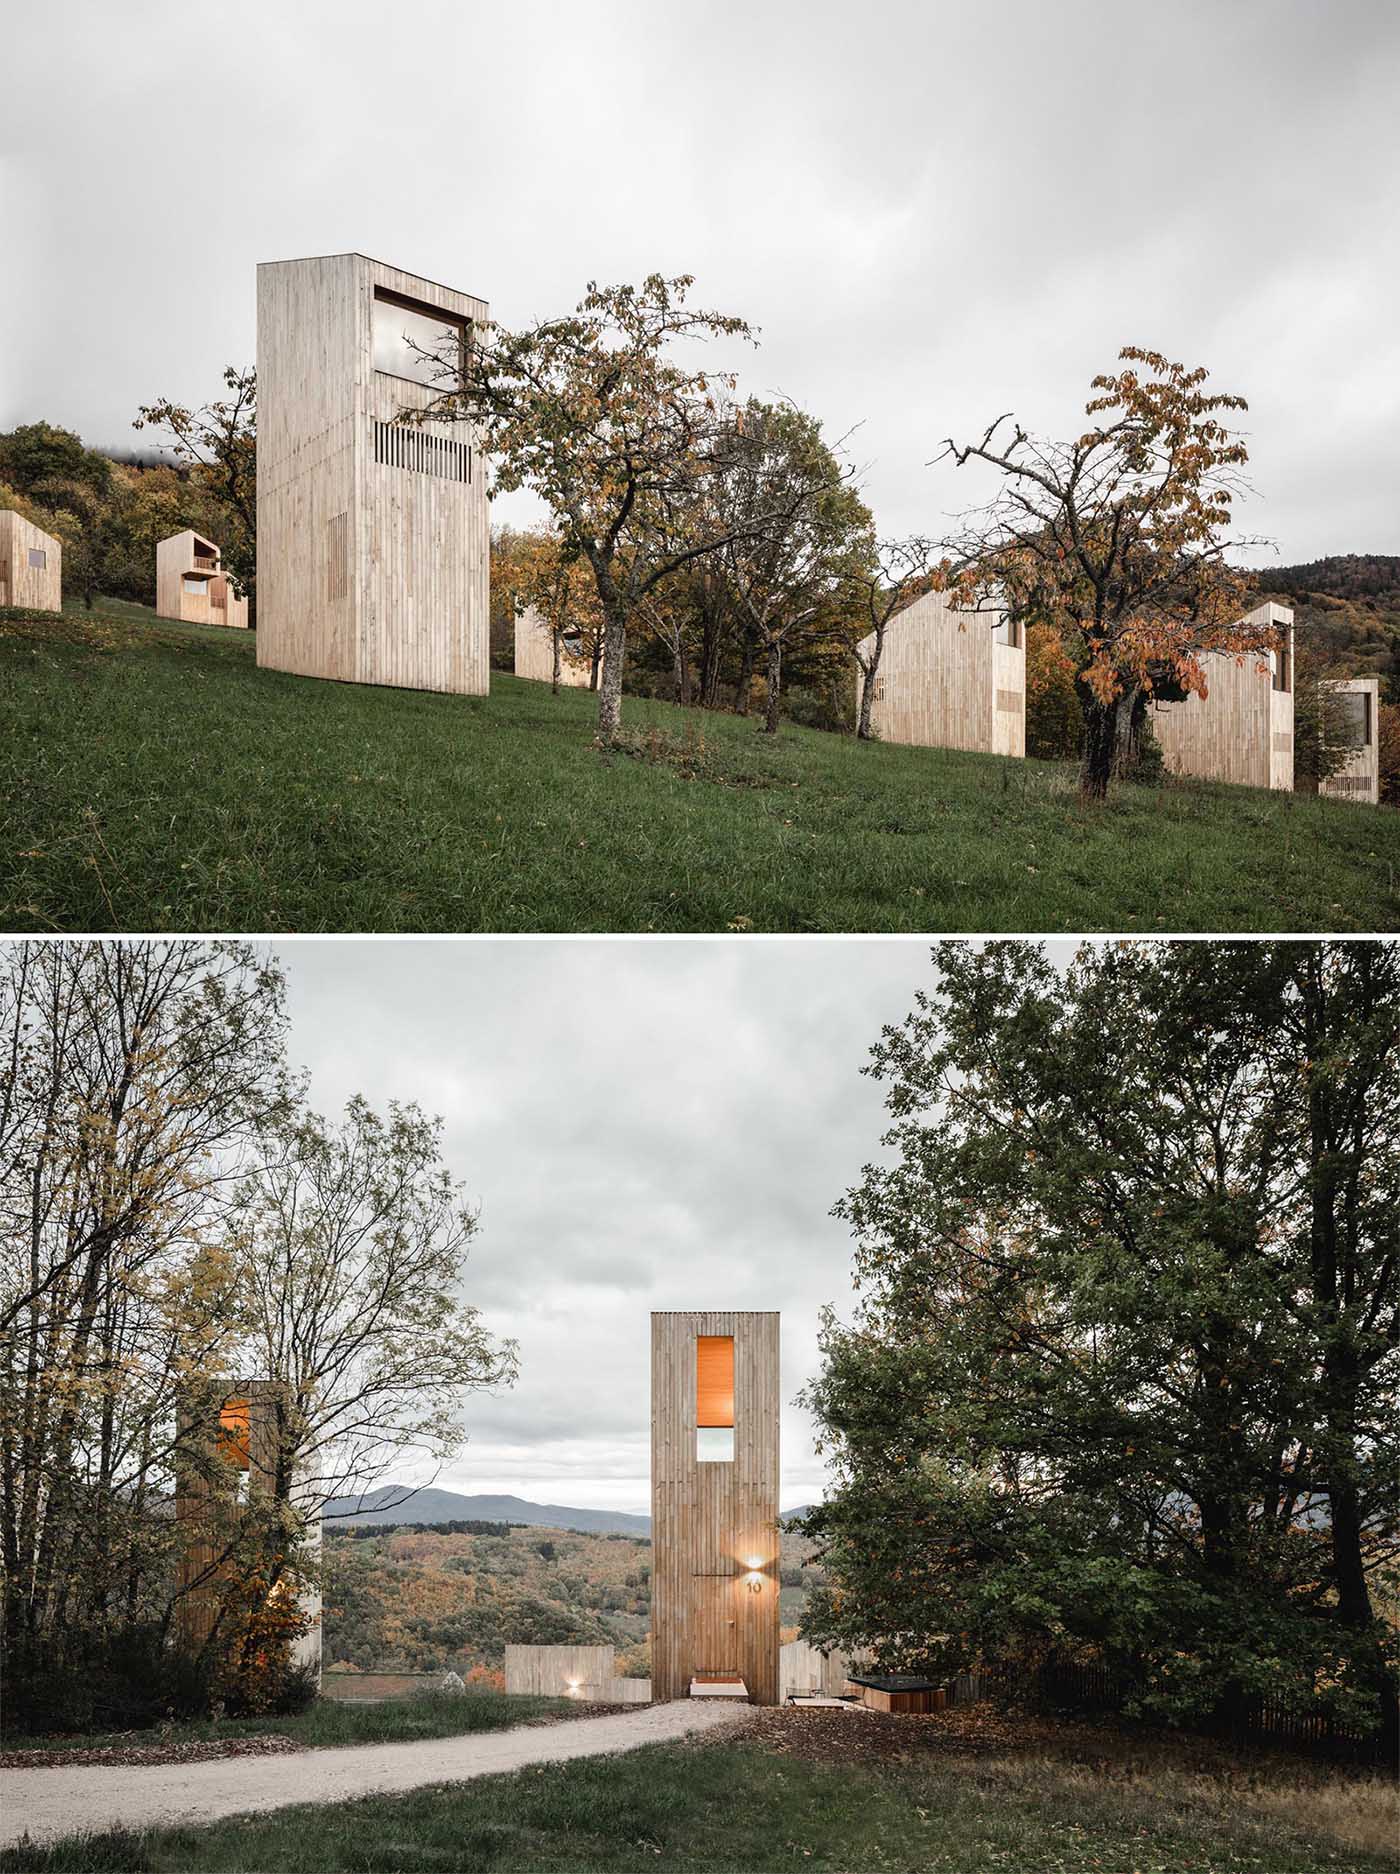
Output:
[696,1337,734,1427]
[218,1397,250,1470]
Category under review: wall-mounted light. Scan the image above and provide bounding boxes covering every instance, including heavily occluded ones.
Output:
[565,1677,581,1695]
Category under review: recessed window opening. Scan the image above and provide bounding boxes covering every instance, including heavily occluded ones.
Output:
[28,548,46,570]
[1272,639,1292,694]
[183,575,208,593]
[993,615,1021,648]
[218,1397,250,1470]
[1339,690,1372,748]
[697,1335,734,1462]
[372,289,470,390]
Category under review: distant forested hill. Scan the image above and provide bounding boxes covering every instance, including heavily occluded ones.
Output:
[1255,555,1400,694]
[320,1518,826,1678]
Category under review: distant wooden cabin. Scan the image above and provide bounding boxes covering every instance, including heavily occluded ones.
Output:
[256,252,489,694]
[174,1379,321,1678]
[513,605,593,686]
[156,530,249,629]
[1320,677,1380,805]
[1152,602,1295,791]
[0,509,61,611]
[857,589,1025,758]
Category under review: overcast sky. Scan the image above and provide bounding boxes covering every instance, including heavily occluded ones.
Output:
[4,2,1397,565]
[273,938,1067,1514]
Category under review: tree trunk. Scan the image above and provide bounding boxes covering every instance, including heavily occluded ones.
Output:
[596,611,628,745]
[700,599,725,709]
[1080,697,1116,799]
[551,631,562,696]
[856,633,882,740]
[763,637,783,736]
[674,638,692,709]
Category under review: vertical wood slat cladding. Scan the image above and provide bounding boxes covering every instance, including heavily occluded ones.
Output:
[1319,677,1380,805]
[155,530,249,628]
[1153,603,1295,791]
[256,253,489,695]
[0,509,62,612]
[651,1312,780,1705]
[512,605,594,685]
[857,590,1025,757]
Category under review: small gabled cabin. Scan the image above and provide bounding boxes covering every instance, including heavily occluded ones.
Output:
[256,252,490,694]
[651,1312,780,1705]
[1152,602,1294,791]
[156,531,249,628]
[513,604,593,686]
[0,509,61,612]
[857,588,1025,758]
[1320,677,1380,805]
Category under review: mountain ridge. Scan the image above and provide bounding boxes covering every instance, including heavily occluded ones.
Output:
[324,1484,817,1537]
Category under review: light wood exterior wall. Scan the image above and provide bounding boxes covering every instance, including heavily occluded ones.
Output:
[174,1378,321,1676]
[1320,678,1380,805]
[779,1639,851,1698]
[155,530,249,629]
[651,1311,780,1705]
[503,1644,651,1703]
[0,509,61,611]
[858,590,1025,758]
[513,604,593,686]
[1152,603,1295,791]
[256,253,489,694]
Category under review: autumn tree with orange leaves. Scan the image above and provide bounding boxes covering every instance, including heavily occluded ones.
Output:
[939,348,1272,799]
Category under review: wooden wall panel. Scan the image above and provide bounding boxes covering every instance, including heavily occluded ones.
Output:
[651,1311,780,1705]
[1153,605,1293,791]
[858,590,1024,758]
[1320,678,1380,805]
[256,253,489,694]
[513,605,593,685]
[0,510,62,612]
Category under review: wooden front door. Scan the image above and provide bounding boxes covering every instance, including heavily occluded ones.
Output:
[692,1574,738,1675]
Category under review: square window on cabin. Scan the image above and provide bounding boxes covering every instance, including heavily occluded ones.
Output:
[697,1334,735,1462]
[372,291,469,391]
[183,575,208,593]
[28,548,46,569]
[993,616,1021,649]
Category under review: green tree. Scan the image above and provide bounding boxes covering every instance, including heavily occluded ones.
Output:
[804,940,1398,1748]
[417,274,758,745]
[940,349,1272,799]
[134,367,257,616]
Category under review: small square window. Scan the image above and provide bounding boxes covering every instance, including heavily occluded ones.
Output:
[28,548,46,570]
[697,1426,734,1462]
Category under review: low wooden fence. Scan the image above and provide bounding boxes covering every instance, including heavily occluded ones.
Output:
[503,1644,651,1704]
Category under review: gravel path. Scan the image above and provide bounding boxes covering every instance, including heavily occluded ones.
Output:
[0,1701,748,1848]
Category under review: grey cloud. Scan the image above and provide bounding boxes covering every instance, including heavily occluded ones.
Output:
[4,1,1397,563]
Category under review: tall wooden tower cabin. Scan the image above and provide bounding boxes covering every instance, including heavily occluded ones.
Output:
[174,1379,321,1676]
[651,1312,780,1704]
[255,252,490,694]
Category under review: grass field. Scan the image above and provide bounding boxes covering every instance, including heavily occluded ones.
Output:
[2,602,1396,933]
[1,1689,571,1759]
[4,1728,1394,1873]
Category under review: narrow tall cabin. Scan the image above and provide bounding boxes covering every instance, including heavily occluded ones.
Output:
[651,1312,780,1706]
[513,604,593,686]
[174,1378,321,1677]
[255,253,490,693]
[156,530,249,629]
[857,588,1025,758]
[1320,677,1380,805]
[1152,602,1295,791]
[0,509,61,611]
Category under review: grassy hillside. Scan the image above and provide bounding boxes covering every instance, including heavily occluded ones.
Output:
[323,1522,823,1677]
[3,602,1397,933]
[7,1721,1391,1872]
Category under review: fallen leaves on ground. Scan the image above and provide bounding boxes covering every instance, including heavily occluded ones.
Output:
[0,1734,301,1769]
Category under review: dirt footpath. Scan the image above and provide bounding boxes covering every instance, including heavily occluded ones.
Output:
[0,1700,747,1848]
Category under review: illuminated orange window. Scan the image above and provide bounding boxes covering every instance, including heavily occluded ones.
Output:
[218,1397,250,1470]
[697,1336,734,1462]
